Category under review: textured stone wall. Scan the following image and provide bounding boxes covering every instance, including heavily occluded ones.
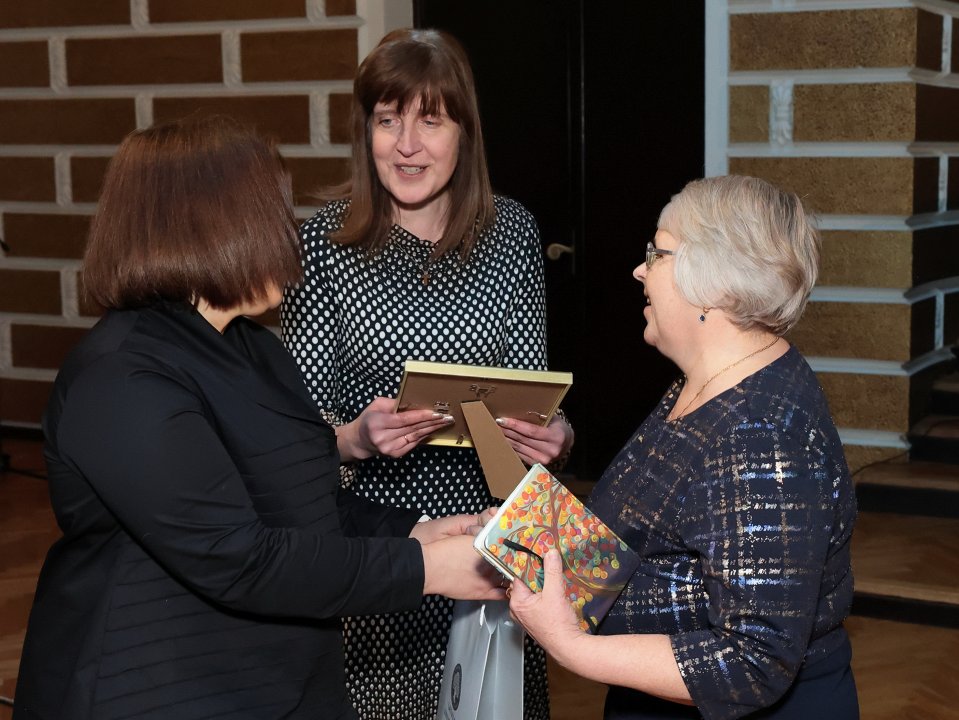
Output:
[713,2,959,470]
[0,0,362,426]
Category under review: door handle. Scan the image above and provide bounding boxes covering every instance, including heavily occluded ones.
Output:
[545,243,574,261]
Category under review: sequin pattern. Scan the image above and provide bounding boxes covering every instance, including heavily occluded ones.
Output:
[589,347,856,720]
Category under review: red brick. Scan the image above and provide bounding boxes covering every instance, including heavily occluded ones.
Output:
[154,95,311,144]
[329,93,353,144]
[0,0,129,29]
[285,157,350,204]
[241,29,357,82]
[914,226,959,285]
[71,156,112,204]
[0,378,52,425]
[2,677,17,703]
[77,273,105,318]
[913,157,940,214]
[916,10,943,71]
[0,99,136,144]
[325,0,356,16]
[0,41,49,87]
[3,214,90,260]
[149,0,307,23]
[0,269,61,314]
[0,158,55,202]
[67,35,222,86]
[11,325,89,370]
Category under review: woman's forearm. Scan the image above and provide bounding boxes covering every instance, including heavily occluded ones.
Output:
[551,632,694,706]
[335,420,366,462]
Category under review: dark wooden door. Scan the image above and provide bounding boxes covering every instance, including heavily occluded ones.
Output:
[414,1,705,481]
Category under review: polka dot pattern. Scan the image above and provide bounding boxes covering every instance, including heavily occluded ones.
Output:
[281,196,551,720]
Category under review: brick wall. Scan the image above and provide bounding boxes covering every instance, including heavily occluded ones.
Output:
[10,0,953,450]
[707,2,959,470]
[0,0,374,427]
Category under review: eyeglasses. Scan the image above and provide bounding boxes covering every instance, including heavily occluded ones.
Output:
[646,242,675,269]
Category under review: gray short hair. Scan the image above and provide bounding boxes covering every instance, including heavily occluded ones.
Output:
[658,175,820,335]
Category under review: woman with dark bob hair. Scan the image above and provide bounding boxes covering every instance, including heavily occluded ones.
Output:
[281,28,569,719]
[13,116,504,720]
[509,176,859,720]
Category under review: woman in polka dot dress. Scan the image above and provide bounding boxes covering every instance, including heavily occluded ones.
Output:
[281,28,573,720]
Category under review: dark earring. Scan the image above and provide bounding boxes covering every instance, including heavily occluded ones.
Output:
[699,307,709,323]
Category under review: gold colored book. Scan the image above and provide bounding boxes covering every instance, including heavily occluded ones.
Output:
[395,360,572,447]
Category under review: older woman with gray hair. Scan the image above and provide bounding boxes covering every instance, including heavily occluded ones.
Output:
[509,175,858,720]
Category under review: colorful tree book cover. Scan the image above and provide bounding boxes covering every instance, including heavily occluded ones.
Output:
[478,464,639,633]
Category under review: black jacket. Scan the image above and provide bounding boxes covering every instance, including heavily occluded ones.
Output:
[14,302,424,720]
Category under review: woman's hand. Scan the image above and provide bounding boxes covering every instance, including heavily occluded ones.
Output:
[511,550,693,702]
[508,549,585,664]
[495,413,573,466]
[421,534,507,600]
[409,508,498,544]
[336,397,454,461]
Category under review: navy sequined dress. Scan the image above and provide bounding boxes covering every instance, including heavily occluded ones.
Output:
[589,346,858,720]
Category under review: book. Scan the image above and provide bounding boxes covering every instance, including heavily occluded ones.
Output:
[394,360,572,448]
[473,464,639,633]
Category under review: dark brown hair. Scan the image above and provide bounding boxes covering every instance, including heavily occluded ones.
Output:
[83,116,301,311]
[330,27,494,259]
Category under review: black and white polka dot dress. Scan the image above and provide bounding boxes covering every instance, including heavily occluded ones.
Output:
[281,196,551,720]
